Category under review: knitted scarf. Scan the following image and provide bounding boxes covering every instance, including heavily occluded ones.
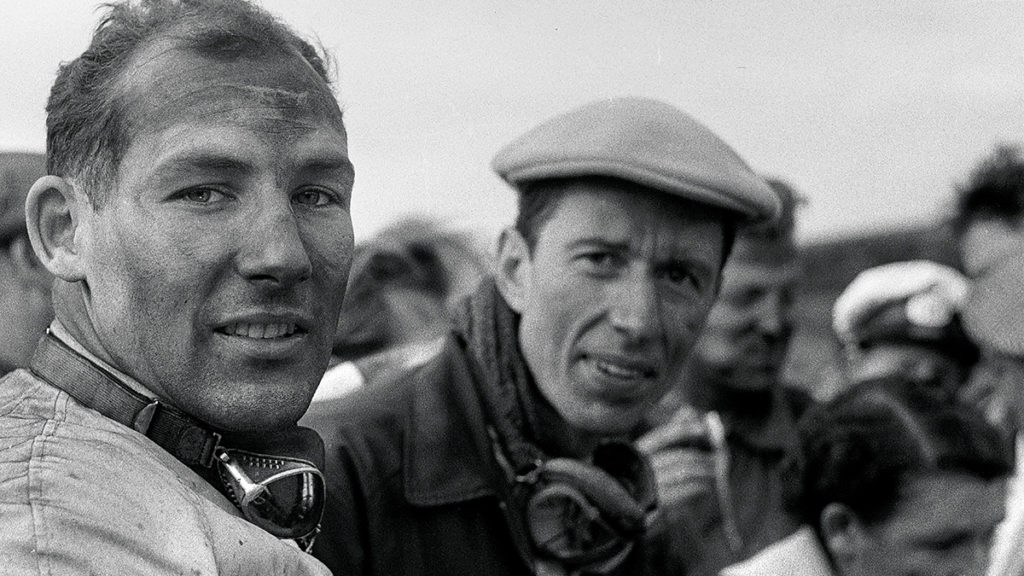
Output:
[451,278,546,473]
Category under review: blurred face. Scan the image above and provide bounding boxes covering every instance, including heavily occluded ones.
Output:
[968,351,1024,432]
[840,472,1005,576]
[78,43,354,431]
[690,250,799,392]
[850,344,967,397]
[960,218,1024,278]
[505,182,725,435]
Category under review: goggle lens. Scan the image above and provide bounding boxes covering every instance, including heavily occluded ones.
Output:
[216,448,325,544]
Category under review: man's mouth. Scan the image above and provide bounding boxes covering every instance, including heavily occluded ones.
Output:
[589,355,657,381]
[218,322,302,340]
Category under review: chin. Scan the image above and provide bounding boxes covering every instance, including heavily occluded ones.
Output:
[574,408,644,437]
[198,388,315,433]
[212,407,307,434]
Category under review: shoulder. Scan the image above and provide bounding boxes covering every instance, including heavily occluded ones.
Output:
[720,527,833,576]
[0,371,331,575]
[304,336,471,446]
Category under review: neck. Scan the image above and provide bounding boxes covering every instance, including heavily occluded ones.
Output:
[525,378,623,459]
[683,361,774,421]
[52,280,121,371]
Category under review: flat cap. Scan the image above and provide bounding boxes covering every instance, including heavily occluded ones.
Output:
[492,97,779,223]
[0,152,46,243]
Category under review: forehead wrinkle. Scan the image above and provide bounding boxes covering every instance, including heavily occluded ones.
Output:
[118,39,343,138]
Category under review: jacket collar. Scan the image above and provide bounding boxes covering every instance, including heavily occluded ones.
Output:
[723,386,801,454]
[722,526,833,576]
[403,335,503,506]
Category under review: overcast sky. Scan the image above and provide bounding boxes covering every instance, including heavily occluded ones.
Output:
[2,1,1021,245]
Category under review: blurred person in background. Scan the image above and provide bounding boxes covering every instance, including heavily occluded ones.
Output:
[831,260,978,399]
[637,178,805,576]
[723,375,1012,576]
[953,144,1024,429]
[0,152,51,374]
[313,217,486,401]
[953,144,1024,280]
[962,249,1024,576]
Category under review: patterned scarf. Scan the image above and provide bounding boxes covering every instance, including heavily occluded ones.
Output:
[451,278,546,472]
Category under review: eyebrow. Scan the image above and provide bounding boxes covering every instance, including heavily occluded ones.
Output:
[567,238,716,272]
[566,238,631,253]
[302,157,355,182]
[149,152,354,183]
[150,152,255,180]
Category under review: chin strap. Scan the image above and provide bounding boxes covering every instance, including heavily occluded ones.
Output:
[29,332,223,467]
[28,331,327,550]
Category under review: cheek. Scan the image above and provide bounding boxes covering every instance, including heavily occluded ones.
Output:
[91,215,217,327]
[306,220,355,291]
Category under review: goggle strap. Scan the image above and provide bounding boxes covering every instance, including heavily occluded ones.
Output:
[29,332,223,467]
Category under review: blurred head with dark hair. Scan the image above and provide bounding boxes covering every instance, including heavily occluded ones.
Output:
[953,144,1024,278]
[332,219,485,362]
[683,177,802,410]
[793,376,1011,576]
[0,153,52,373]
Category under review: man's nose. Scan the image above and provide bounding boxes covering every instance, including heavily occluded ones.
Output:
[609,271,660,342]
[237,198,312,288]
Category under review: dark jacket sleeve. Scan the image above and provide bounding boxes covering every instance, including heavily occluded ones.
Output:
[313,441,371,576]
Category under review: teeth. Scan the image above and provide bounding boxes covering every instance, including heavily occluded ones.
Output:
[595,359,645,380]
[223,323,297,339]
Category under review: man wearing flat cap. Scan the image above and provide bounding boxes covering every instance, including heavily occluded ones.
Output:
[306,97,779,576]
[0,152,52,375]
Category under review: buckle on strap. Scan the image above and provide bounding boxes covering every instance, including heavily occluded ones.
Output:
[30,332,223,468]
[132,400,159,434]
[180,427,223,468]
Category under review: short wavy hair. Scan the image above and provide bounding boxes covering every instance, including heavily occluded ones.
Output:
[952,143,1024,238]
[46,0,336,206]
[791,376,1012,528]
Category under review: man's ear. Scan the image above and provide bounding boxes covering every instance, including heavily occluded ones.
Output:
[819,502,864,570]
[25,175,89,282]
[494,228,531,314]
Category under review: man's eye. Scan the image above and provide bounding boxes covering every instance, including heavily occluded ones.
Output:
[293,189,332,207]
[181,187,224,203]
[580,252,618,270]
[663,266,701,291]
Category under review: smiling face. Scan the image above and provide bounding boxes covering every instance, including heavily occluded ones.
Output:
[500,181,726,436]
[837,472,1005,576]
[75,42,354,431]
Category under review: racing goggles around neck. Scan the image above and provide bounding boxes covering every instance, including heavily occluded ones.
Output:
[28,333,328,549]
[215,432,326,550]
